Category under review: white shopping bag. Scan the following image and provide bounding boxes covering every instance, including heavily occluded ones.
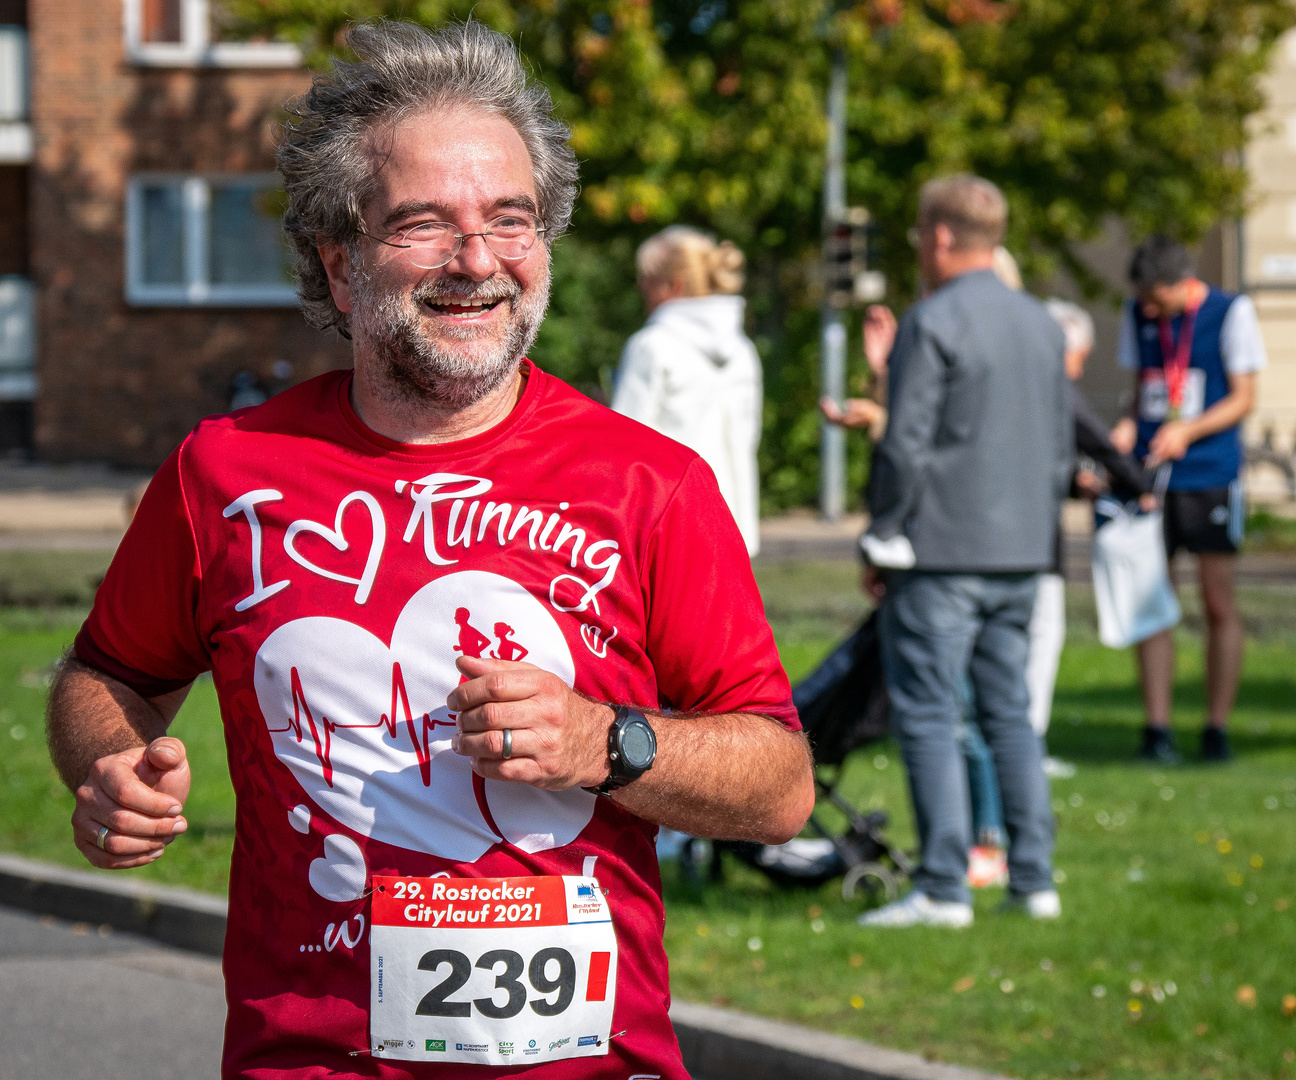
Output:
[1091,498,1180,649]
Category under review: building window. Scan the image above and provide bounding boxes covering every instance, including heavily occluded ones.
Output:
[125,175,299,307]
[0,26,31,164]
[0,275,36,402]
[123,0,302,67]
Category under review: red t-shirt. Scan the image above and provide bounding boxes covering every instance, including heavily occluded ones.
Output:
[77,364,796,1079]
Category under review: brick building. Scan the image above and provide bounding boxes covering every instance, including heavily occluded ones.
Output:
[1069,28,1296,501]
[1,0,348,468]
[1243,29,1296,453]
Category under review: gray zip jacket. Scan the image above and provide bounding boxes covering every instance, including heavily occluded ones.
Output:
[867,269,1072,572]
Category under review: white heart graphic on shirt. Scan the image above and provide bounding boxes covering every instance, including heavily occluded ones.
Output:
[289,804,311,834]
[309,833,367,902]
[284,490,386,605]
[253,570,593,863]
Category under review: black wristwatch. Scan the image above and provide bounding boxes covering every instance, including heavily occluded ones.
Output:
[584,705,656,797]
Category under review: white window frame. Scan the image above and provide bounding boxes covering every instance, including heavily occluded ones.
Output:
[0,275,37,402]
[0,26,32,164]
[125,173,299,308]
[123,0,302,68]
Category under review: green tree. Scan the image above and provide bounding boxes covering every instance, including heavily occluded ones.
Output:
[229,0,1294,509]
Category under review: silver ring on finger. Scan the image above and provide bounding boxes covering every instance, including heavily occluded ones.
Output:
[96,825,111,851]
[502,728,513,759]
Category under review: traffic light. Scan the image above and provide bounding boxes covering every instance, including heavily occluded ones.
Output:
[823,207,885,308]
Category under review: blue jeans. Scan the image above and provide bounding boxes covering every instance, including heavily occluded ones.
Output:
[958,690,1006,849]
[879,571,1054,904]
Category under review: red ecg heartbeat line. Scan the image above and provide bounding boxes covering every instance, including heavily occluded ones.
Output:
[273,664,454,788]
[269,608,525,800]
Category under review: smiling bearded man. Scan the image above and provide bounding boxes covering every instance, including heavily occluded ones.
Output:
[45,18,814,1080]
[348,223,549,410]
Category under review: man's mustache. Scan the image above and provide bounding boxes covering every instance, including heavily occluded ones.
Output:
[412,277,521,306]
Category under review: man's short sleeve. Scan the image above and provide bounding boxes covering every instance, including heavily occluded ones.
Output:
[639,458,798,730]
[1220,295,1269,375]
[74,443,209,697]
[1116,301,1139,370]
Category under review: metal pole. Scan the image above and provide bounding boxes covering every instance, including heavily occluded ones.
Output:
[819,46,848,522]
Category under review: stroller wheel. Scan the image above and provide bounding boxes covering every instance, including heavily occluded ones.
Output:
[842,861,899,904]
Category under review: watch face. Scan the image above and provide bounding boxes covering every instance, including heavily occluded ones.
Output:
[619,721,656,770]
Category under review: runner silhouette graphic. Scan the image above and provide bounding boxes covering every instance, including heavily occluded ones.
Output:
[452,607,492,663]
[490,622,529,662]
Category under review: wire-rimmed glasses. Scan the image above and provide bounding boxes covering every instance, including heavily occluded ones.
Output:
[361,212,547,270]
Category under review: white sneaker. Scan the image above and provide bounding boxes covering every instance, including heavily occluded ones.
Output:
[998,889,1062,919]
[858,890,973,928]
[1041,756,1076,779]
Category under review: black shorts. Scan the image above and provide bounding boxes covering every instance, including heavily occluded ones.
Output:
[1163,483,1244,558]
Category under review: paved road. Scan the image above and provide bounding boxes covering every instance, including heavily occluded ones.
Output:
[0,906,711,1080]
[0,905,225,1079]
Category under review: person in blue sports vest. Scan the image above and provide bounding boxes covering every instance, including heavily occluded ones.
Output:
[1110,236,1267,764]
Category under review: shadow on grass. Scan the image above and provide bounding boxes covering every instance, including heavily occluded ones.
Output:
[1046,717,1296,764]
[1056,676,1296,713]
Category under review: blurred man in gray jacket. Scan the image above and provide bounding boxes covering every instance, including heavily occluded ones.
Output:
[859,175,1072,928]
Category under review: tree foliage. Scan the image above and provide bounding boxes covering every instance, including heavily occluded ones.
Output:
[229,0,1295,509]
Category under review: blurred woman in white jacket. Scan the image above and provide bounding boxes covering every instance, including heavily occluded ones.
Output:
[612,226,763,555]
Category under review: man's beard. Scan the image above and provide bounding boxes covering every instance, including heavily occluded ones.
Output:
[350,258,549,411]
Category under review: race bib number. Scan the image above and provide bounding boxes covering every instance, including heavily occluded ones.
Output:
[370,875,617,1065]
[1140,368,1205,421]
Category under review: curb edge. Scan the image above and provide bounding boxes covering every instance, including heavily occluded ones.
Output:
[0,853,1013,1080]
[0,852,226,957]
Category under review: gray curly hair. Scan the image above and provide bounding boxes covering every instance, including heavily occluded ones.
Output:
[277,20,579,338]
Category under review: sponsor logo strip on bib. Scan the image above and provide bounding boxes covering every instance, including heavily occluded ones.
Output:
[370,875,616,1064]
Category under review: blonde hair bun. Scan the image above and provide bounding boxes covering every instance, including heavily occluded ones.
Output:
[636,226,745,297]
[707,240,745,294]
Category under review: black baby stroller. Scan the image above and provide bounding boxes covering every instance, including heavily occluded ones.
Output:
[678,612,914,904]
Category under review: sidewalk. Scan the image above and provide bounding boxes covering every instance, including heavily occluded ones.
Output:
[0,461,146,550]
[756,501,1296,585]
[1,459,1294,585]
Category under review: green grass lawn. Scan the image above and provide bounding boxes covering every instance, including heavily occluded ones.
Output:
[1246,509,1296,553]
[0,608,234,895]
[2,561,1295,1079]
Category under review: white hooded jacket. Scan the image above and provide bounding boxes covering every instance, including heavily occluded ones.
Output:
[612,295,762,555]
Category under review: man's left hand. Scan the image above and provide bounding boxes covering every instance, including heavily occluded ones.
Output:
[1147,419,1192,465]
[862,564,886,601]
[448,656,611,790]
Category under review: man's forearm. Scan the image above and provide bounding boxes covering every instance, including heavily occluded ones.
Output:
[610,711,815,845]
[1183,389,1253,444]
[46,658,183,790]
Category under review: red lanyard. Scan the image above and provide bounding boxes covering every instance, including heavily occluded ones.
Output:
[1157,298,1200,411]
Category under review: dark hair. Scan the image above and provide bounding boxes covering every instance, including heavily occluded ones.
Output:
[277,20,578,337]
[1129,235,1194,290]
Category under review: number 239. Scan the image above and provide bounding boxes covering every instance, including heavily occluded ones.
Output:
[416,947,575,1019]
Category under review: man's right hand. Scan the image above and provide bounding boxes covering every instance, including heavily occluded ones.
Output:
[1110,416,1137,456]
[1073,468,1104,500]
[72,737,190,869]
[863,305,897,378]
[820,396,885,431]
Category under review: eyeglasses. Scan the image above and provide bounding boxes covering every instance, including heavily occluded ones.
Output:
[361,212,547,270]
